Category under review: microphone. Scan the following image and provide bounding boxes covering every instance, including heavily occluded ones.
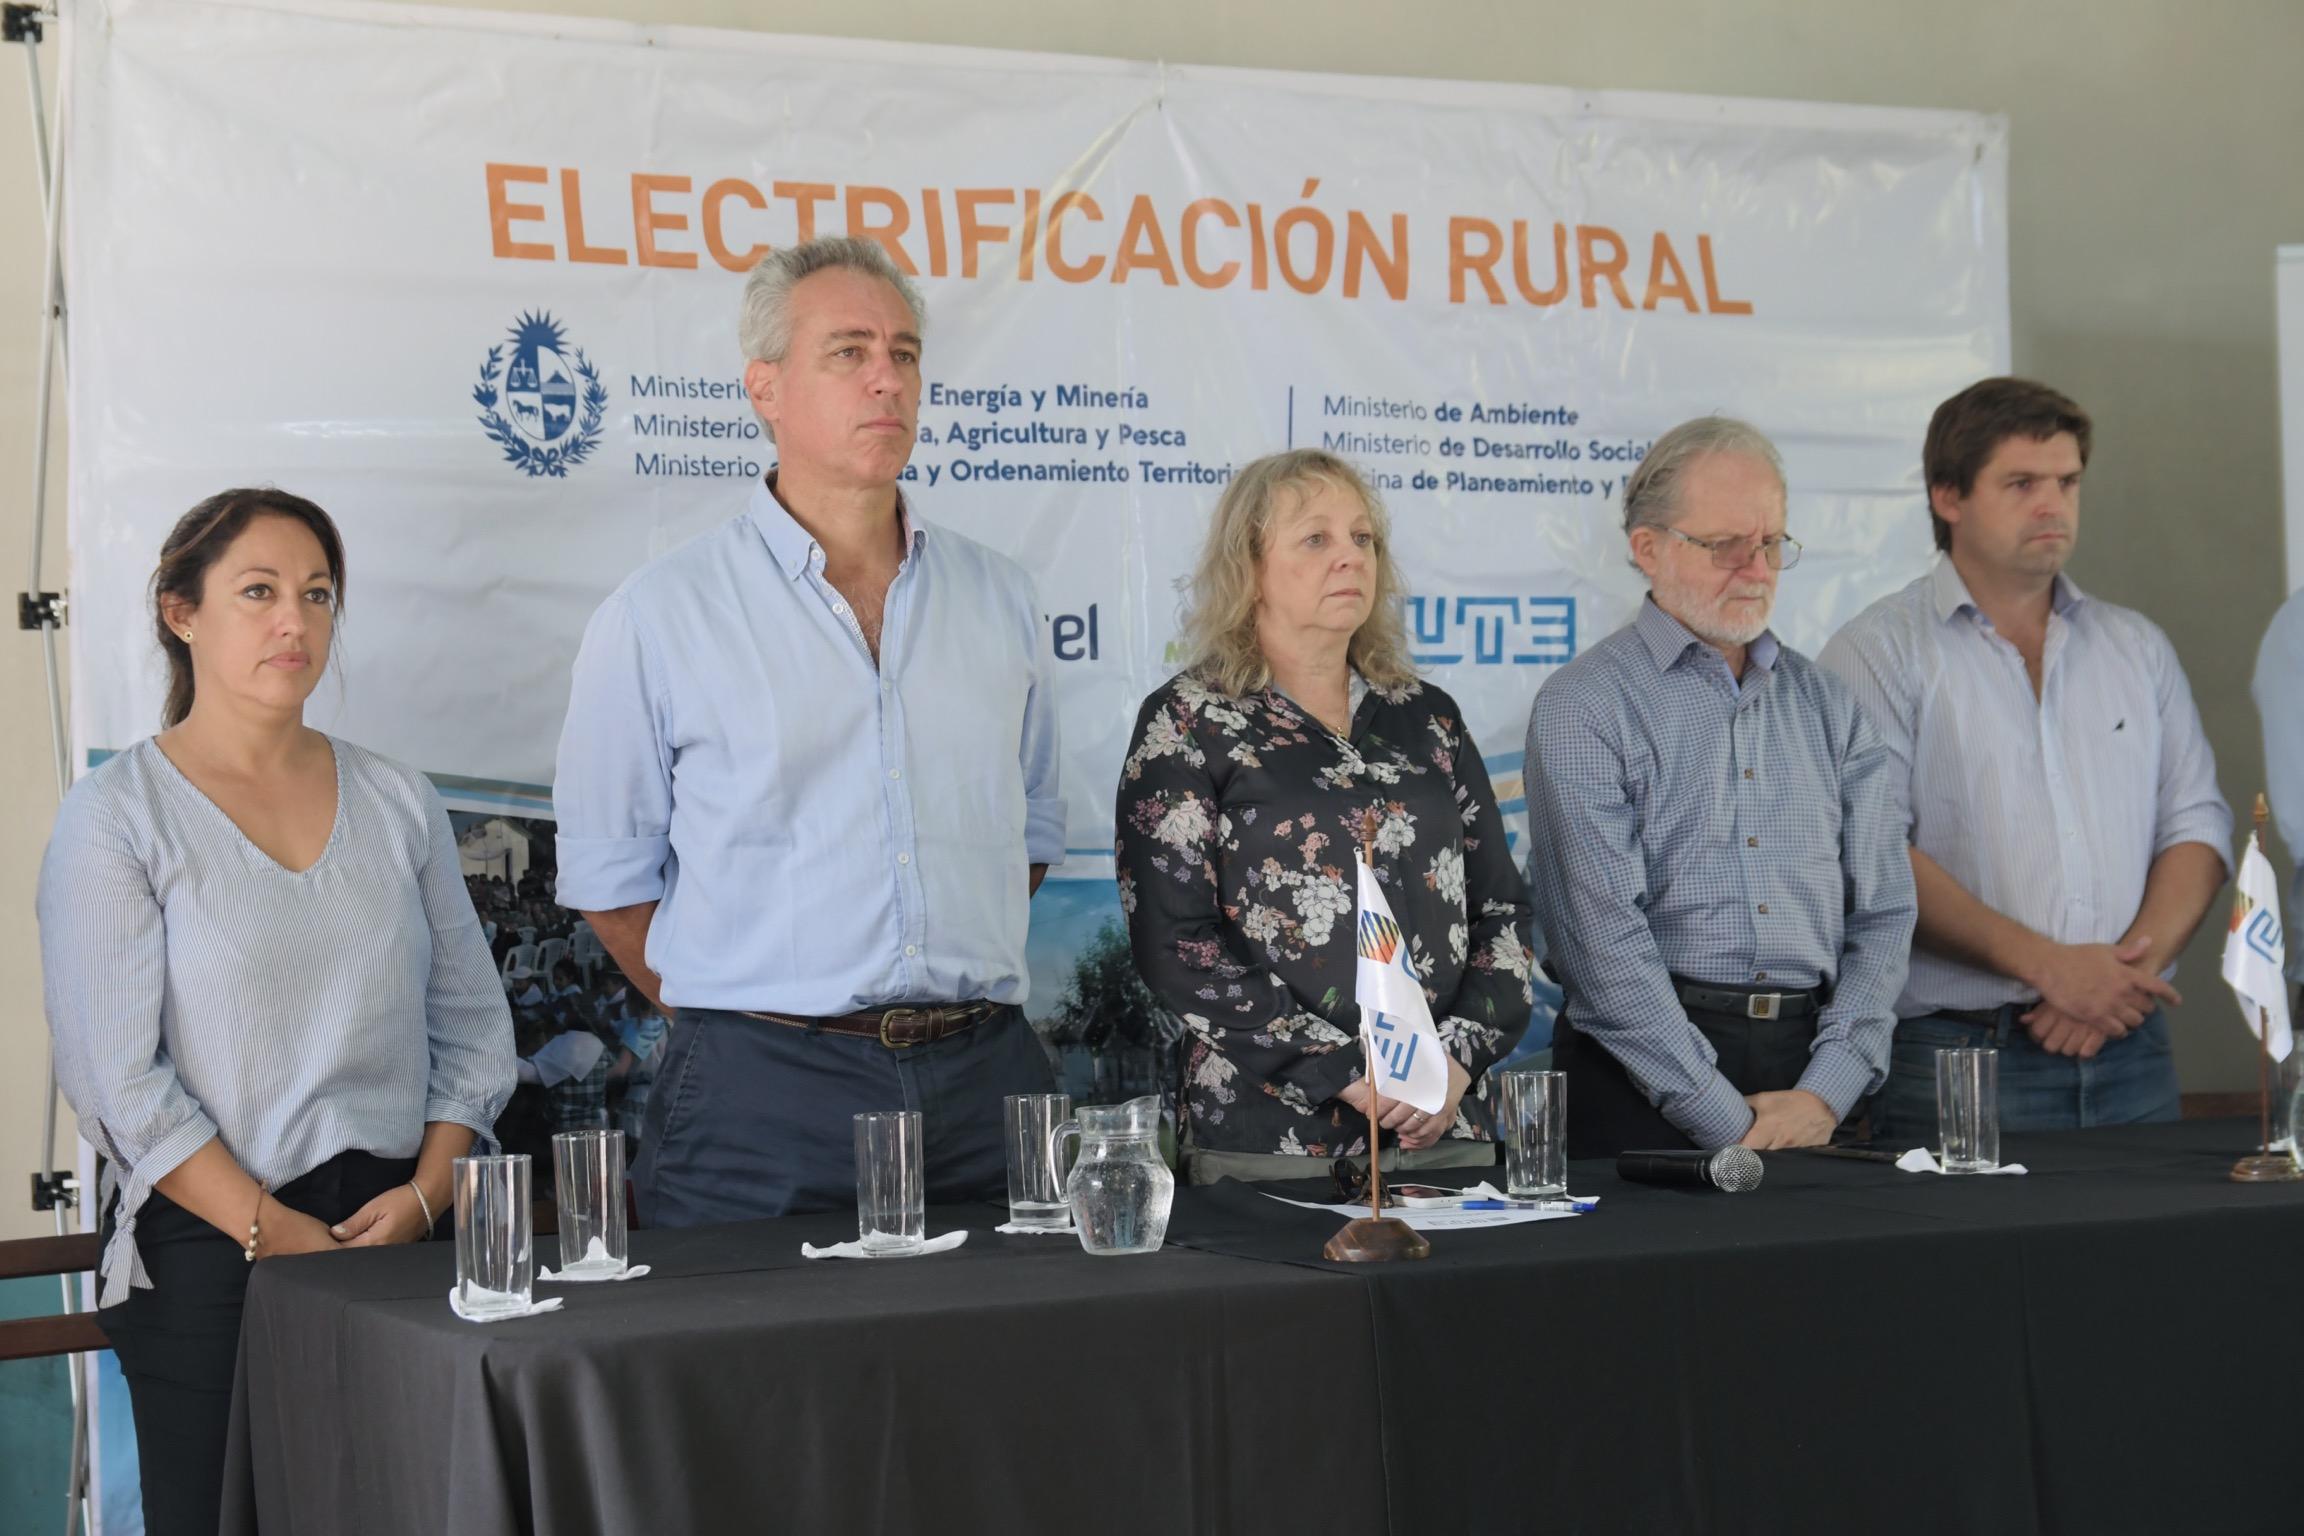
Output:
[1616,1146,1764,1193]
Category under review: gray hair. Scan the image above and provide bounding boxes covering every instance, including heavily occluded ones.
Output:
[1621,415,1786,534]
[736,235,928,366]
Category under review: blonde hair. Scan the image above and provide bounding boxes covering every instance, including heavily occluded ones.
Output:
[1179,449,1418,698]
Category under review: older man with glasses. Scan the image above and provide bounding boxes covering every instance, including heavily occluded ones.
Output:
[1523,416,1916,1157]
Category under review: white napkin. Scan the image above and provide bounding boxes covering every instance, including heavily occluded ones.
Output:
[538,1236,651,1282]
[447,1286,565,1322]
[1896,1148,2029,1176]
[1458,1181,1602,1206]
[994,1221,1076,1236]
[801,1230,970,1260]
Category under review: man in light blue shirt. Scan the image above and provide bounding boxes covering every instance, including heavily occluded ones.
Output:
[1524,417,1916,1156]
[1822,378,2230,1141]
[554,236,1064,1227]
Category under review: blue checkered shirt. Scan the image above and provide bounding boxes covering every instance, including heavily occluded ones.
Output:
[1523,599,1916,1147]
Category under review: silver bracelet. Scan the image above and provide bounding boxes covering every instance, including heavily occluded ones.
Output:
[408,1180,435,1230]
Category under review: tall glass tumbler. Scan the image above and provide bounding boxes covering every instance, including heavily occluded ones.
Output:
[454,1153,534,1318]
[1936,1047,2001,1174]
[1494,1069,1568,1196]
[855,1111,925,1254]
[1004,1093,1074,1229]
[551,1129,628,1277]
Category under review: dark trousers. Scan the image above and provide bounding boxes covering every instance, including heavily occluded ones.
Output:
[99,1149,415,1536]
[632,1004,1057,1228]
[1555,1007,1823,1158]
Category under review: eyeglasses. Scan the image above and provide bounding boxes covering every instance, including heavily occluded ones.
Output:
[1662,528,1803,571]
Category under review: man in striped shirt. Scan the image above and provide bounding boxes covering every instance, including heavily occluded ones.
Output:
[1525,417,1916,1156]
[1820,379,2231,1141]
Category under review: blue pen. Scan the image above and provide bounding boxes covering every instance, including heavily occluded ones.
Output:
[1463,1198,1594,1213]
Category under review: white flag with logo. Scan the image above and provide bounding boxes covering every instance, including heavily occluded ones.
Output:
[1353,855,1451,1115]
[2222,832,2293,1062]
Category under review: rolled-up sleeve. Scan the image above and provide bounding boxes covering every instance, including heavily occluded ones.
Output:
[554,589,677,909]
[37,789,217,1188]
[415,784,517,1136]
[2146,622,2233,873]
[1017,576,1066,868]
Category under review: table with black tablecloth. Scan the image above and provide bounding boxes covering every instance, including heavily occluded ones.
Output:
[220,1118,2304,1536]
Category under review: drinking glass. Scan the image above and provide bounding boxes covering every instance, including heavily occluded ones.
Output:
[1494,1070,1567,1196]
[550,1129,627,1277]
[1004,1093,1074,1229]
[454,1153,533,1318]
[1936,1047,2001,1174]
[855,1111,925,1254]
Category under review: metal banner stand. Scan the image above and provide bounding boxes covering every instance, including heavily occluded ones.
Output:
[8,4,94,1531]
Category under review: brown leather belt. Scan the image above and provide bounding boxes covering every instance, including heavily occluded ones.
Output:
[739,1000,999,1049]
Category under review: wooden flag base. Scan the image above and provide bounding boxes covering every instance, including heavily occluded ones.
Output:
[2229,1153,2301,1183]
[1323,1216,1431,1263]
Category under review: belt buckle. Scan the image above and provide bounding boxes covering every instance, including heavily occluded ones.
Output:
[1745,993,1782,1022]
[879,1007,923,1048]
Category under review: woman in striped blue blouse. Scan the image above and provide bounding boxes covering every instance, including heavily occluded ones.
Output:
[37,488,516,1536]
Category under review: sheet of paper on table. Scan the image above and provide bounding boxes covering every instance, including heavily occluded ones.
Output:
[1260,1193,1583,1231]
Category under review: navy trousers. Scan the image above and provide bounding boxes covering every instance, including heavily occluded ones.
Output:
[632,1005,1057,1228]
[100,1150,415,1536]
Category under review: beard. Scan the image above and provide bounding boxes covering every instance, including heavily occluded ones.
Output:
[1653,562,1775,648]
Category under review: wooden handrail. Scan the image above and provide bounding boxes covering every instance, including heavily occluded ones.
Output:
[0,1232,101,1282]
[0,1313,107,1363]
[0,1231,108,1361]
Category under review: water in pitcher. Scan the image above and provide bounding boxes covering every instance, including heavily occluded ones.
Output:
[1048,1095,1175,1257]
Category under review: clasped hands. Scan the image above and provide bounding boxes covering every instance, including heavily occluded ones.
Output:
[2020,936,2178,1059]
[255,1184,435,1258]
[1337,1057,1472,1153]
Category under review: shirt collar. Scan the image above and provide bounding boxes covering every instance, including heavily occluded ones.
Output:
[747,471,922,582]
[1634,594,1779,678]
[1929,556,2087,624]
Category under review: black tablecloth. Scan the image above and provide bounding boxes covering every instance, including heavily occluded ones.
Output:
[222,1119,2304,1536]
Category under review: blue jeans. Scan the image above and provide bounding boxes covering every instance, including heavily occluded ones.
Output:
[1869,1007,2181,1145]
[632,1005,1056,1228]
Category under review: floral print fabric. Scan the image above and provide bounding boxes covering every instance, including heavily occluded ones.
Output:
[1116,671,1535,1157]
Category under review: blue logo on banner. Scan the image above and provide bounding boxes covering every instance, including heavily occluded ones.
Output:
[1406,595,1577,667]
[1368,1010,1419,1083]
[472,311,608,477]
[2247,906,2283,967]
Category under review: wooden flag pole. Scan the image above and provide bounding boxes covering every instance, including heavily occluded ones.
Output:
[1324,835,1432,1261]
[2232,795,2299,1182]
[1363,1019,1385,1223]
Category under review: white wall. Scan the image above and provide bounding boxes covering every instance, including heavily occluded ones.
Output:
[5,0,2302,1236]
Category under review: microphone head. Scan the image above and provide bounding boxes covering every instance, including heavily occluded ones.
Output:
[1709,1146,1764,1192]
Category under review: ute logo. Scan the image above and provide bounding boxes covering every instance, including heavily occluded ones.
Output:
[472,311,608,477]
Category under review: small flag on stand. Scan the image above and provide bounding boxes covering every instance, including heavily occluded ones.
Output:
[1353,854,1449,1115]
[2221,830,2293,1064]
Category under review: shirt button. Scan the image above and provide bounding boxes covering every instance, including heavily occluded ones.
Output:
[1756,903,1769,915]
[833,602,849,615]
[898,852,911,865]
[904,945,918,957]
[1755,971,1768,982]
[1746,836,1758,848]
[888,769,902,780]
[1742,768,1754,780]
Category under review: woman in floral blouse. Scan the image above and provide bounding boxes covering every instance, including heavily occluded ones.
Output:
[1116,449,1536,1183]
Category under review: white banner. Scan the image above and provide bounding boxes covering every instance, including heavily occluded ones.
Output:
[66,0,2008,867]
